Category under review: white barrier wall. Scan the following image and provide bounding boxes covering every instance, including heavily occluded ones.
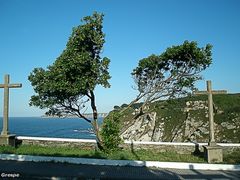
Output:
[16,136,240,154]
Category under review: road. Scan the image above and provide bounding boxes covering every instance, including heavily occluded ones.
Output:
[0,160,239,179]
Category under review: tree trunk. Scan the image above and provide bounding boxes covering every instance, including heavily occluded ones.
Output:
[120,93,145,114]
[89,90,103,150]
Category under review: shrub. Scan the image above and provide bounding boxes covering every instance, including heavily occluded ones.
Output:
[121,104,128,108]
[113,105,120,110]
[101,111,122,152]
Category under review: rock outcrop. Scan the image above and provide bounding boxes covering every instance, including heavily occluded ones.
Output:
[118,94,240,143]
[121,112,157,141]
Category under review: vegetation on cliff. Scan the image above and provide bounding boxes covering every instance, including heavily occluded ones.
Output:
[114,93,240,143]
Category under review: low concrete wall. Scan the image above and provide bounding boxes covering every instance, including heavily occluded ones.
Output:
[16,136,240,154]
[122,142,203,154]
[123,141,240,154]
[16,136,96,150]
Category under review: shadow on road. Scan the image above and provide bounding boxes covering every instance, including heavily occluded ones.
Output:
[176,164,240,180]
[0,160,179,179]
[1,160,240,179]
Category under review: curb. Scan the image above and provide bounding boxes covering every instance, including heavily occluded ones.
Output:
[1,154,240,171]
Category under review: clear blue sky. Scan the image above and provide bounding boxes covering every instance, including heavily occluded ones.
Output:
[0,0,240,117]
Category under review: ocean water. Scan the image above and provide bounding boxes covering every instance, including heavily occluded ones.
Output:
[0,117,103,139]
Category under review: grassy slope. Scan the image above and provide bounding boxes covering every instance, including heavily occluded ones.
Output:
[117,94,240,142]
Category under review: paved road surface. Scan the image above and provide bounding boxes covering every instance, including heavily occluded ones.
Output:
[0,160,239,179]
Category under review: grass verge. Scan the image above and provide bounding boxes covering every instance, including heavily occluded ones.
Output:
[0,145,239,164]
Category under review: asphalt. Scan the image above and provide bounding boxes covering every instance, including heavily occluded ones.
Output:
[0,160,240,179]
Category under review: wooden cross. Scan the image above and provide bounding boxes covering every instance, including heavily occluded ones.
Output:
[194,80,227,146]
[0,74,22,136]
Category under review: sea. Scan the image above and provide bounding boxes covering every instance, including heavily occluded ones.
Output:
[0,117,103,139]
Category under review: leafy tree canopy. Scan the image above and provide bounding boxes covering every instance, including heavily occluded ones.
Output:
[131,41,212,106]
[28,12,110,122]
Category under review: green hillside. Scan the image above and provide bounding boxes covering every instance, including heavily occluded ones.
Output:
[115,94,240,143]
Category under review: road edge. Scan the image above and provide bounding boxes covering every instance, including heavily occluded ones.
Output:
[0,153,240,171]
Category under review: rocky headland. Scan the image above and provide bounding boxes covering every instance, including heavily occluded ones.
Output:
[115,94,240,143]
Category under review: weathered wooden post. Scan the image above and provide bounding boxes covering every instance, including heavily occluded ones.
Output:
[0,74,22,146]
[194,80,226,163]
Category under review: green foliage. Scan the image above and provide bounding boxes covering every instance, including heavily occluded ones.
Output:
[101,111,122,152]
[0,145,103,158]
[152,99,187,141]
[1,144,239,164]
[132,41,212,103]
[28,12,110,118]
[224,149,240,164]
[113,105,120,110]
[0,145,206,163]
[121,103,128,108]
[116,94,240,143]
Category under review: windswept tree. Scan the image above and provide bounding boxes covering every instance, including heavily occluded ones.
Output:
[130,41,212,112]
[28,12,110,148]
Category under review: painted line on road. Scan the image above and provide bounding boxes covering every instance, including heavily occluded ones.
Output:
[0,154,239,171]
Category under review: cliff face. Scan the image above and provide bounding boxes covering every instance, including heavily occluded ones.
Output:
[118,94,240,143]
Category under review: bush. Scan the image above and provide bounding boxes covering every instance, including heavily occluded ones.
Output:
[121,103,128,108]
[101,111,122,152]
[113,105,120,110]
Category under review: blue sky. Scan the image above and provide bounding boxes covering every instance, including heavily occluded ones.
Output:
[0,0,240,117]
